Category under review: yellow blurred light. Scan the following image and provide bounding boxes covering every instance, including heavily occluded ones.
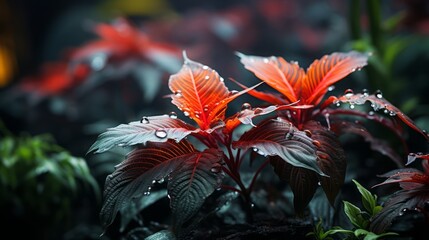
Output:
[0,43,15,87]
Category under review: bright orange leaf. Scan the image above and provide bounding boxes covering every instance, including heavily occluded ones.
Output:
[239,51,369,106]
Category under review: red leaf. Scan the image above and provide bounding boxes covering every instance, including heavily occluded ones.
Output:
[303,51,368,105]
[71,18,179,67]
[229,77,287,105]
[169,54,249,130]
[374,168,429,190]
[20,62,89,95]
[336,93,429,141]
[238,52,304,103]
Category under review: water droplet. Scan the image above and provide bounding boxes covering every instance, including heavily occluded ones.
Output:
[312,140,321,147]
[389,111,396,116]
[230,90,239,95]
[205,75,210,80]
[174,90,182,97]
[220,77,224,82]
[251,203,255,208]
[210,166,222,173]
[317,181,321,186]
[335,102,341,107]
[252,147,259,152]
[147,186,152,191]
[384,109,389,114]
[350,68,356,73]
[117,143,126,147]
[375,90,383,99]
[241,103,252,110]
[183,111,190,117]
[157,178,165,184]
[152,180,156,184]
[169,112,178,119]
[362,89,369,96]
[344,89,354,98]
[368,111,375,116]
[304,130,312,137]
[155,129,167,139]
[263,58,269,63]
[167,194,171,199]
[141,117,149,124]
[256,149,266,156]
[195,114,200,118]
[143,191,150,196]
[203,65,209,70]
[349,104,355,109]
[328,85,335,91]
[91,53,107,71]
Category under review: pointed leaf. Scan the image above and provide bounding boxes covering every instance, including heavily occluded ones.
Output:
[270,157,319,215]
[352,179,378,216]
[303,121,347,206]
[303,51,368,105]
[88,115,197,154]
[343,200,369,229]
[233,117,325,176]
[370,189,429,233]
[229,77,287,105]
[238,52,304,103]
[330,121,403,167]
[373,168,429,190]
[407,152,429,165]
[169,54,240,130]
[99,140,196,228]
[336,93,429,141]
[168,148,224,228]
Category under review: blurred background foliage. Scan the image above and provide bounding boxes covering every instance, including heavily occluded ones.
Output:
[0,0,428,239]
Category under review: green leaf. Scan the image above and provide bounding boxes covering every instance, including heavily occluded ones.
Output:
[352,179,377,216]
[343,201,368,229]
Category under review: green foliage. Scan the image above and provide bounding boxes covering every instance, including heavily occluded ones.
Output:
[0,121,100,227]
[307,179,398,240]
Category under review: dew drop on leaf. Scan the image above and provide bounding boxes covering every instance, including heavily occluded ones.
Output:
[205,75,210,80]
[141,117,149,124]
[328,85,335,92]
[263,58,269,63]
[155,129,167,139]
[344,89,354,98]
[230,90,239,95]
[157,178,165,184]
[203,65,209,70]
[220,77,224,82]
[174,90,182,97]
[241,103,252,110]
[362,88,369,96]
[169,112,178,119]
[368,111,375,116]
[312,140,321,148]
[349,104,355,109]
[389,111,396,116]
[183,111,190,117]
[210,166,222,173]
[304,130,312,137]
[375,90,383,99]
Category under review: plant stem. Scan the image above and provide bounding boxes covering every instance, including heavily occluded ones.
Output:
[349,0,361,40]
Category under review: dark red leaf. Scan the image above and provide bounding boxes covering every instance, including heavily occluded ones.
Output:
[303,121,347,206]
[330,121,404,167]
[233,117,325,176]
[88,114,198,154]
[374,168,429,190]
[370,189,429,233]
[270,157,319,215]
[336,93,429,141]
[168,148,224,228]
[99,140,196,228]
